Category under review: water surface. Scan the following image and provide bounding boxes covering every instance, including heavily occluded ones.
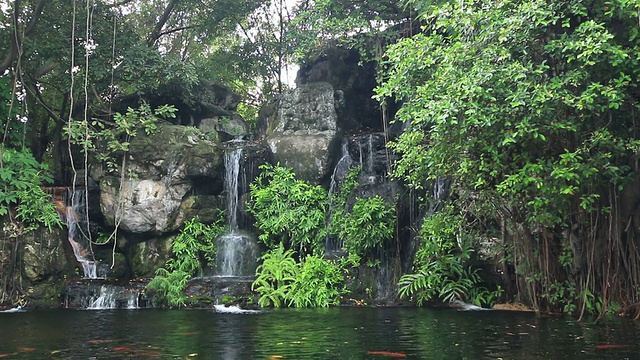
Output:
[1,307,639,359]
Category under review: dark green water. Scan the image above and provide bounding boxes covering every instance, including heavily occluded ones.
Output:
[0,307,639,359]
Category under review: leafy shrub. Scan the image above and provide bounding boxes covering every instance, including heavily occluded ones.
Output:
[288,254,348,307]
[146,215,225,307]
[248,164,327,255]
[251,243,298,307]
[398,207,499,306]
[329,166,396,261]
[0,148,62,234]
[333,195,395,260]
[252,244,354,308]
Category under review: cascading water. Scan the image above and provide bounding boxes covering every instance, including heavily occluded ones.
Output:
[215,141,259,277]
[224,145,242,230]
[87,285,140,310]
[64,284,143,309]
[367,134,374,174]
[325,139,353,253]
[54,188,149,310]
[88,285,117,310]
[66,189,99,279]
[216,234,259,276]
[356,134,375,175]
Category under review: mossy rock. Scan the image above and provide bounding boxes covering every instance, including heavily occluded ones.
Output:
[25,281,66,308]
[129,236,174,278]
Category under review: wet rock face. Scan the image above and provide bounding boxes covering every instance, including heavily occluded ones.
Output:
[128,235,174,278]
[64,281,151,309]
[185,276,256,307]
[260,82,340,183]
[257,46,394,185]
[21,227,72,283]
[115,80,245,139]
[99,124,224,234]
[0,226,75,308]
[296,47,381,131]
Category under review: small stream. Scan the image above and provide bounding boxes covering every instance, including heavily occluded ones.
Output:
[1,307,639,359]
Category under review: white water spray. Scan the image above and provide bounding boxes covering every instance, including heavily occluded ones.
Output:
[66,190,98,279]
[216,142,259,277]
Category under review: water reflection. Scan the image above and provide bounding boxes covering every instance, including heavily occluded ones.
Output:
[0,308,639,359]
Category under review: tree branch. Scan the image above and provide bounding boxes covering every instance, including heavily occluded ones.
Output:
[24,0,46,35]
[0,0,22,74]
[0,0,47,74]
[156,25,194,38]
[146,0,180,47]
[105,0,137,9]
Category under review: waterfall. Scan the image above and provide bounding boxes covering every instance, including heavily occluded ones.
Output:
[64,282,149,309]
[367,134,374,174]
[86,285,140,310]
[88,285,115,309]
[216,232,259,276]
[329,140,353,198]
[215,141,259,277]
[224,145,242,230]
[325,139,353,253]
[357,134,375,175]
[426,177,452,216]
[66,189,99,279]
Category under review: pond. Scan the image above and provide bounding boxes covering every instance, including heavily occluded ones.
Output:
[1,307,639,359]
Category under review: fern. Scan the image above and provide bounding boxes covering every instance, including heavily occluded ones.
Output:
[398,206,498,306]
[252,244,298,307]
[145,215,225,307]
[248,164,327,255]
[252,245,351,308]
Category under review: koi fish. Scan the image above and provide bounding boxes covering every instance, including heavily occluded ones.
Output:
[88,339,114,344]
[113,346,133,352]
[137,350,161,356]
[16,347,36,352]
[368,351,407,357]
[596,344,628,349]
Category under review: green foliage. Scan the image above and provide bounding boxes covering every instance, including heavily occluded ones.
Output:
[251,244,299,308]
[288,0,412,63]
[333,195,396,259]
[247,164,393,307]
[252,244,352,308]
[288,254,348,308]
[376,0,640,221]
[248,164,328,255]
[145,268,191,308]
[0,77,25,149]
[146,215,225,307]
[541,281,622,316]
[329,166,396,260]
[379,0,640,312]
[398,207,498,306]
[0,148,62,233]
[65,103,176,174]
[543,280,578,314]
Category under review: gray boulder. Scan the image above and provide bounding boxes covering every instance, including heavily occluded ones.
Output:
[21,227,72,283]
[100,124,224,234]
[260,82,340,183]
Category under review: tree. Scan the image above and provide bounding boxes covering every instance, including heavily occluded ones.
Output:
[377,0,640,316]
[288,0,415,64]
[0,0,285,180]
